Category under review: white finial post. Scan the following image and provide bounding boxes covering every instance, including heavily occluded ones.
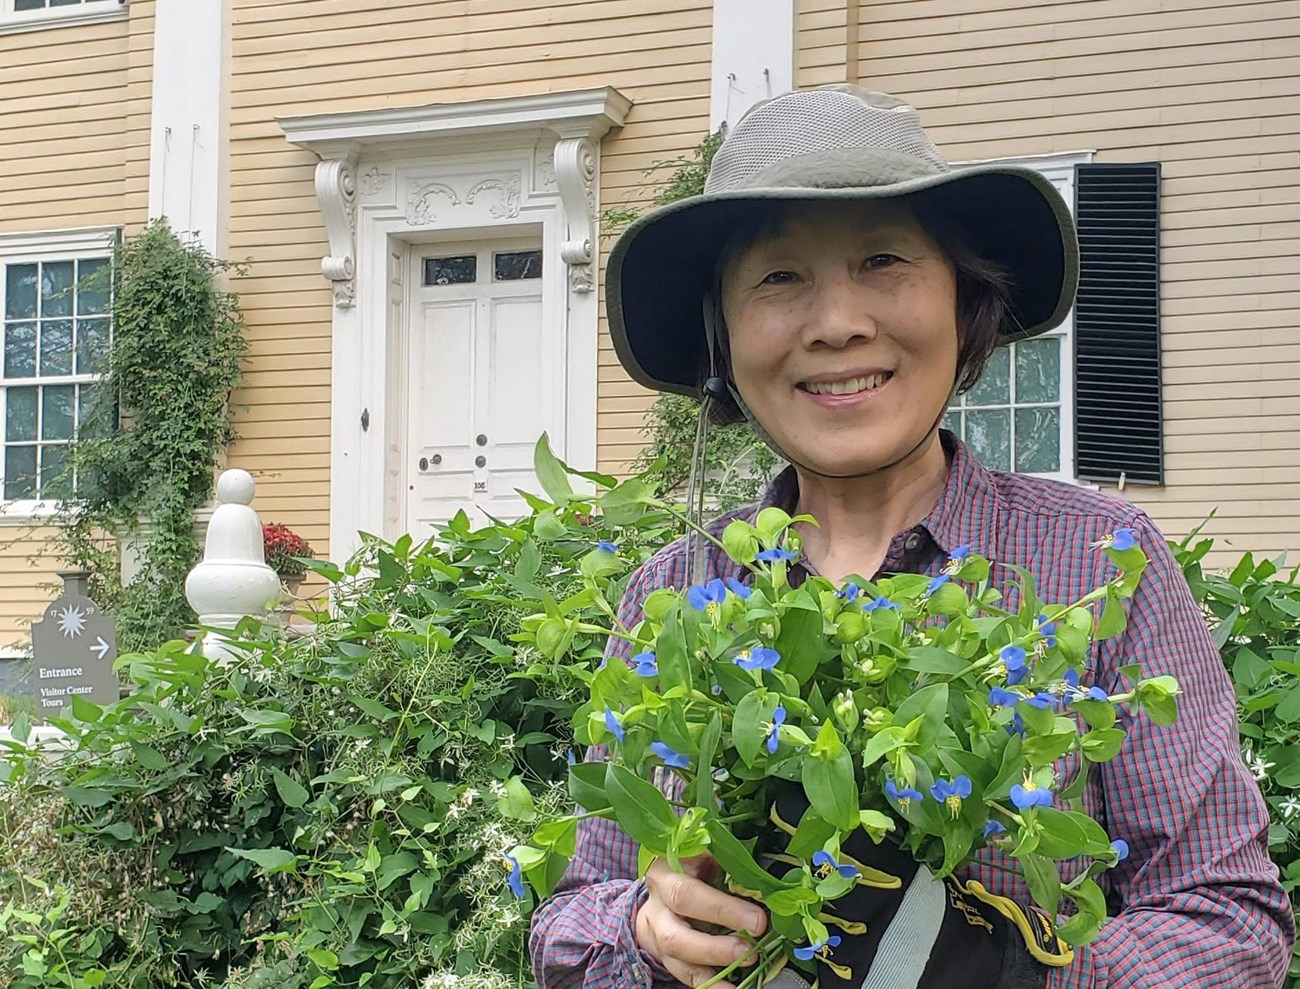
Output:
[184,469,281,662]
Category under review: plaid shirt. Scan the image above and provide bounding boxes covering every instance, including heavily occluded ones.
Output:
[529,433,1294,989]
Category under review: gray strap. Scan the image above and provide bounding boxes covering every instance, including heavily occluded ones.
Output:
[763,969,812,989]
[859,865,945,989]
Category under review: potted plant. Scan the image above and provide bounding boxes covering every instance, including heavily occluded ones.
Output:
[262,522,314,610]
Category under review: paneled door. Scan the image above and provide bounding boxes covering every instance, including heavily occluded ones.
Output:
[405,241,559,536]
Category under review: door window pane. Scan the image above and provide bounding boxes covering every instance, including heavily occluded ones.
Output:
[966,347,1009,406]
[4,322,36,379]
[966,409,1011,472]
[423,255,477,286]
[494,250,542,281]
[1016,337,1060,404]
[1014,408,1061,473]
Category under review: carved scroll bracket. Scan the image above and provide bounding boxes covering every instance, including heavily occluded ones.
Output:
[315,158,357,308]
[553,137,598,294]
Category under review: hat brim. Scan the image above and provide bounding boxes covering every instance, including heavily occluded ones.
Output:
[606,159,1079,398]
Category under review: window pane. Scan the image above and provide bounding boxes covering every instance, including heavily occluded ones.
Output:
[6,387,37,442]
[494,250,542,281]
[40,319,73,376]
[14,0,45,11]
[76,258,111,315]
[40,261,75,318]
[941,408,963,438]
[423,255,476,285]
[1015,408,1061,473]
[5,265,37,320]
[966,347,1009,406]
[1016,337,1060,404]
[966,408,1011,472]
[4,446,37,500]
[4,322,37,379]
[40,444,72,499]
[76,317,110,375]
[42,385,75,441]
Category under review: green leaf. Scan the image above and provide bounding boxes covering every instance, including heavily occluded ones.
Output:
[1056,909,1102,947]
[1019,853,1061,919]
[656,605,692,692]
[803,723,858,831]
[703,819,790,898]
[734,691,778,767]
[693,712,723,810]
[891,683,949,748]
[601,478,651,526]
[1079,727,1127,763]
[271,768,310,809]
[1032,808,1089,859]
[774,601,830,684]
[533,434,575,503]
[900,647,968,676]
[376,851,418,891]
[498,776,538,822]
[1097,589,1128,639]
[69,695,103,723]
[1071,698,1116,731]
[861,726,909,768]
[721,521,759,565]
[1022,730,1076,768]
[60,786,113,808]
[533,817,579,858]
[1273,683,1300,723]
[229,847,298,874]
[604,763,676,850]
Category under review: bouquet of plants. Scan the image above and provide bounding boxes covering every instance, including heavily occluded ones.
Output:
[502,447,1182,988]
[262,521,315,579]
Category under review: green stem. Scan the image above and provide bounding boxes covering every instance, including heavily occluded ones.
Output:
[651,500,756,572]
[989,801,1025,827]
[696,932,785,989]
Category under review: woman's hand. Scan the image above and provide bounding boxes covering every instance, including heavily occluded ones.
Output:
[635,853,768,989]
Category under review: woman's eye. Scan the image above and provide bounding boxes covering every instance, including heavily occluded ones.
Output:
[760,270,800,285]
[865,253,902,269]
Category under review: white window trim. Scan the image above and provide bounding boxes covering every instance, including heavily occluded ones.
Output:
[0,0,126,33]
[950,150,1094,486]
[0,226,118,526]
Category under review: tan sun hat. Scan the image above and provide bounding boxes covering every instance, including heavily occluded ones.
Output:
[606,85,1080,399]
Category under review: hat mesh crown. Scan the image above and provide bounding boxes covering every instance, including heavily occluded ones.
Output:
[704,88,951,193]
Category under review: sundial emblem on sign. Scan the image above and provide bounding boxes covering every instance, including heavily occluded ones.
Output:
[30,571,118,719]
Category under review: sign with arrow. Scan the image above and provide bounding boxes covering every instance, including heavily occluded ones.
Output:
[30,575,118,719]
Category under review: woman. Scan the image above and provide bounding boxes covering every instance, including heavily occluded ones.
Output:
[529,86,1292,989]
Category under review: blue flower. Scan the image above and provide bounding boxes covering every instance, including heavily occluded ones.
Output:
[1036,613,1058,648]
[504,854,525,898]
[756,547,797,563]
[596,540,618,554]
[711,683,723,696]
[926,573,951,596]
[1005,712,1026,737]
[765,706,786,754]
[836,582,861,602]
[687,579,728,613]
[651,741,691,769]
[734,646,781,671]
[930,776,972,819]
[1001,645,1029,686]
[983,819,1006,838]
[1110,839,1130,862]
[1024,692,1057,709]
[941,544,972,575]
[1010,779,1054,809]
[565,747,576,766]
[726,577,752,599]
[632,652,659,677]
[989,686,1021,709]
[864,596,900,612]
[603,707,625,744]
[1092,528,1139,552]
[793,935,842,961]
[885,779,923,806]
[812,850,860,880]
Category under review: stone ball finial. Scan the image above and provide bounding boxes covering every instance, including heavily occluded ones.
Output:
[216,468,256,506]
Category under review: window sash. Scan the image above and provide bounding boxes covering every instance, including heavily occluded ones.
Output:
[1,0,122,30]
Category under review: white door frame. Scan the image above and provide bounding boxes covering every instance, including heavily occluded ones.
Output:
[279,89,630,563]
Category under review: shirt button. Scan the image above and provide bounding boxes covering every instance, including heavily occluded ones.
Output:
[904,533,922,551]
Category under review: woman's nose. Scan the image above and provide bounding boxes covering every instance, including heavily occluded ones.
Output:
[804,277,878,349]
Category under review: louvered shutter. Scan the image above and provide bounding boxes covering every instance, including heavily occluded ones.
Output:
[1073,163,1163,485]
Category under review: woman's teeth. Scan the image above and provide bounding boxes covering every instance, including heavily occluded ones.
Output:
[803,372,889,396]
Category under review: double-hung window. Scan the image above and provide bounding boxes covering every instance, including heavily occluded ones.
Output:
[943,151,1091,481]
[1,0,122,30]
[0,230,116,513]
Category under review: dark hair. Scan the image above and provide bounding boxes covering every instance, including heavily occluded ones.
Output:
[703,195,1014,427]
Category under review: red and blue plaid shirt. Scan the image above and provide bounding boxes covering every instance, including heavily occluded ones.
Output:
[529,433,1294,989]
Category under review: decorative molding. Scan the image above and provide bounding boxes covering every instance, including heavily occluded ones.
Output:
[358,165,392,200]
[315,159,357,308]
[405,172,522,226]
[553,138,598,294]
[534,144,558,192]
[0,226,119,260]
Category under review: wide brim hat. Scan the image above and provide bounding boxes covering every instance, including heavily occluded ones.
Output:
[607,86,1080,399]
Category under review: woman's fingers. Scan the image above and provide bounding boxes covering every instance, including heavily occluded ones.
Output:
[646,903,756,968]
[647,860,768,937]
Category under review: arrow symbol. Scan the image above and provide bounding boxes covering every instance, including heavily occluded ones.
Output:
[90,637,110,660]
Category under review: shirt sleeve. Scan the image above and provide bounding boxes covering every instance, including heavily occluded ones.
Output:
[529,556,681,989]
[1048,512,1295,989]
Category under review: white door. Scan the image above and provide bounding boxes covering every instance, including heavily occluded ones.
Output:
[406,240,558,536]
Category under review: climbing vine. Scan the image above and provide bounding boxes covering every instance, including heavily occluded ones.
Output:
[55,220,248,651]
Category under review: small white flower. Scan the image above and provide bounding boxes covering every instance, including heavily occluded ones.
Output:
[489,780,508,799]
[1248,753,1275,781]
[1281,795,1300,820]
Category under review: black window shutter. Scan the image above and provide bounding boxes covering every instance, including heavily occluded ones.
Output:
[1073,162,1163,485]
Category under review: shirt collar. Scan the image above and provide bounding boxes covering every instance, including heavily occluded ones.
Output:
[753,430,1002,565]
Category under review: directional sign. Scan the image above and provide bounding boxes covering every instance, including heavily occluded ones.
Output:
[30,590,118,719]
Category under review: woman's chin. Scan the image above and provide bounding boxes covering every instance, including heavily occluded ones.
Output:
[777,429,939,479]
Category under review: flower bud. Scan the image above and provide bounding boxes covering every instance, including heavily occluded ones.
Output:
[834,611,866,644]
[862,706,891,733]
[856,654,895,684]
[832,690,860,733]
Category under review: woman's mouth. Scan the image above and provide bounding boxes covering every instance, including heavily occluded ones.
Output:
[798,371,893,399]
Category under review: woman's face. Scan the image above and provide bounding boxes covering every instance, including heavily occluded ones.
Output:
[720,200,959,477]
